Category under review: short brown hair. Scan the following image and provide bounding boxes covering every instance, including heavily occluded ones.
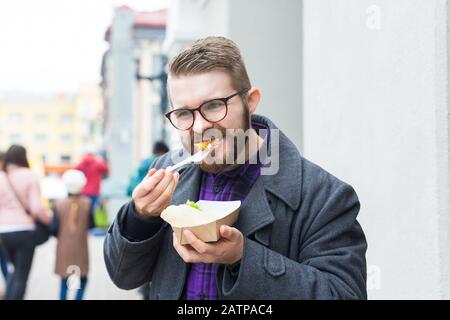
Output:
[168,36,251,92]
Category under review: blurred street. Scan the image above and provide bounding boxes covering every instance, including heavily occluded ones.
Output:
[0,1,168,300]
[1,235,141,300]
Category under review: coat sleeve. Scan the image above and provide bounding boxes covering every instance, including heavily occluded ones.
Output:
[103,201,168,290]
[218,182,367,300]
[103,154,171,290]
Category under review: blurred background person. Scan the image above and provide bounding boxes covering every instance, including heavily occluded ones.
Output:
[51,169,91,300]
[126,141,169,197]
[0,150,4,173]
[0,145,51,300]
[74,147,109,223]
[0,150,10,297]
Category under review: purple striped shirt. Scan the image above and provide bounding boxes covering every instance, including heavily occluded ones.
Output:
[184,124,267,300]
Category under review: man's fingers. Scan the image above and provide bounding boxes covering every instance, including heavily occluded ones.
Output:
[173,170,180,186]
[167,171,180,195]
[172,233,188,260]
[173,232,181,249]
[146,170,176,203]
[163,170,179,195]
[183,230,213,254]
[135,169,165,197]
[146,168,157,178]
[220,225,240,242]
[173,232,201,263]
[146,170,179,214]
[150,178,176,209]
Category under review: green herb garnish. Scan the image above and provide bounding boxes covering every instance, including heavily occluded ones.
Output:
[185,200,202,211]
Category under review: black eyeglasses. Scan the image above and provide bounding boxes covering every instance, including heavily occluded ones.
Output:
[165,88,249,130]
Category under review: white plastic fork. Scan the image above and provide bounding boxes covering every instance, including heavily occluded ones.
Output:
[166,144,215,172]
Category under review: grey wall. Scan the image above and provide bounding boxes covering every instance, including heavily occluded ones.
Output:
[227,0,303,151]
[184,0,304,150]
[302,0,450,299]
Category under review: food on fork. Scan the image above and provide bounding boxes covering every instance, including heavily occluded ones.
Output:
[195,139,219,151]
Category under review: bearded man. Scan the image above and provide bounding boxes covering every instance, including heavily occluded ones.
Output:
[104,37,367,300]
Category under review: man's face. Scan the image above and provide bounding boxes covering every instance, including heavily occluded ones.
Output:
[168,70,250,173]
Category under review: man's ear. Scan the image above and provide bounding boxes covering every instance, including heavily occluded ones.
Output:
[246,87,261,115]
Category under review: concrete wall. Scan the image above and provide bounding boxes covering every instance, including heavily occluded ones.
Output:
[302,0,450,299]
[227,0,303,151]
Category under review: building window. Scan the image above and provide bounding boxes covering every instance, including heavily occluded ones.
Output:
[8,113,22,124]
[60,155,71,164]
[9,133,22,144]
[34,133,48,143]
[34,113,48,124]
[60,134,73,143]
[59,114,73,124]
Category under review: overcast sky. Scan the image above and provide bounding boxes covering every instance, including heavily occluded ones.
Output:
[0,0,168,95]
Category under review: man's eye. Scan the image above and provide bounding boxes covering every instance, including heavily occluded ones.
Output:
[205,101,223,111]
[174,110,191,118]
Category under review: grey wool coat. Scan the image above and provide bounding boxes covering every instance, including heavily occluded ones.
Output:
[103,114,367,300]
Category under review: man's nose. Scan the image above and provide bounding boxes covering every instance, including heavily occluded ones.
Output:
[192,111,213,134]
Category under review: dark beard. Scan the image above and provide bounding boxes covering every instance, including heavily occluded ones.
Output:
[198,107,251,174]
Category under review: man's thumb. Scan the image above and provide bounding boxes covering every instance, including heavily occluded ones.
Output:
[220,225,234,239]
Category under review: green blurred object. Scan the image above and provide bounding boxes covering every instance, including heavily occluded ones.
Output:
[93,206,109,229]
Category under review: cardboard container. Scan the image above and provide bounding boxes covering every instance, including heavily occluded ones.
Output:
[161,200,241,245]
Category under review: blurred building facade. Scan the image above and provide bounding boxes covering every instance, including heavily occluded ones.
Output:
[0,88,103,173]
[0,94,77,167]
[74,84,105,160]
[101,6,167,197]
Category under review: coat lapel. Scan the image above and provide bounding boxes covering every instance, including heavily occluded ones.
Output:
[233,114,302,239]
[171,164,202,205]
[234,176,275,237]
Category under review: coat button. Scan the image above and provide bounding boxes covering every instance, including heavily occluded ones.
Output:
[199,293,206,300]
[213,184,222,193]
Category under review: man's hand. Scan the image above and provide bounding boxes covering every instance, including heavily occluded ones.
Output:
[132,168,180,217]
[173,225,244,265]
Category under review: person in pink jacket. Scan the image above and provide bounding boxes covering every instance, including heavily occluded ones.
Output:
[0,145,50,300]
[0,150,9,297]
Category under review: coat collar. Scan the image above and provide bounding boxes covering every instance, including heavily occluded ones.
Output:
[252,114,302,211]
